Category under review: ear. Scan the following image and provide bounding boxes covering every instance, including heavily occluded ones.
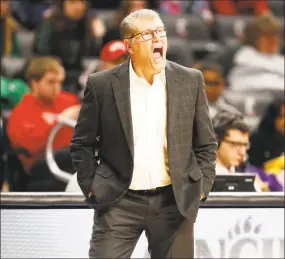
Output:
[123,39,134,55]
[30,79,39,93]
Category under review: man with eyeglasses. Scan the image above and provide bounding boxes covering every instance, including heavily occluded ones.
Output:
[70,9,217,258]
[212,110,264,191]
[212,110,250,173]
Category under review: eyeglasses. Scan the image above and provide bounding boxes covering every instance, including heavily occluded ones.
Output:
[223,139,250,150]
[125,27,167,41]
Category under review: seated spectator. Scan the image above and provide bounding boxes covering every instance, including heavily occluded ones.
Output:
[212,110,266,191]
[79,40,127,90]
[0,0,21,57]
[159,1,191,16]
[7,57,80,191]
[102,0,147,47]
[192,61,239,119]
[248,98,284,191]
[192,0,269,40]
[34,0,105,71]
[228,14,284,90]
[195,0,269,23]
[9,0,53,30]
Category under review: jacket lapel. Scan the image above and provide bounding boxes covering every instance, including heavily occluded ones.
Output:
[112,61,134,157]
[165,61,181,139]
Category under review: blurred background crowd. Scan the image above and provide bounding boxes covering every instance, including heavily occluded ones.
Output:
[0,0,284,193]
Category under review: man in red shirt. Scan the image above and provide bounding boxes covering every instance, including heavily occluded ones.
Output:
[7,57,80,191]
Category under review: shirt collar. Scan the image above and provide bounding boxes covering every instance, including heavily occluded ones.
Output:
[216,162,236,174]
[129,60,166,85]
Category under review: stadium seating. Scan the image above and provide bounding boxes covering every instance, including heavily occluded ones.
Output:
[269,0,285,17]
[167,37,194,67]
[215,15,253,46]
[17,30,35,57]
[223,89,283,117]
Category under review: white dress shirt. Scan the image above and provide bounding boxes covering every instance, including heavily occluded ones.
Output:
[129,61,171,190]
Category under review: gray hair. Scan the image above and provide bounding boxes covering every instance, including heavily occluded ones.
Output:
[119,9,161,39]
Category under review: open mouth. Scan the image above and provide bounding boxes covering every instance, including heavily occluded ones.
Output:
[153,47,163,59]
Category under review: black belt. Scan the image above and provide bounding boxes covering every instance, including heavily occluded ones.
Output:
[128,185,172,196]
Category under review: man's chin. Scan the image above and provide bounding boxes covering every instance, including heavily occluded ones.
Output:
[153,59,166,71]
[232,160,243,168]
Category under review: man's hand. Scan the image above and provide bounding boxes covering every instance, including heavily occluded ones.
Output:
[200,192,206,201]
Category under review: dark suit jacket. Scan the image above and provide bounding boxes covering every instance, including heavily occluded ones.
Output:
[70,60,217,222]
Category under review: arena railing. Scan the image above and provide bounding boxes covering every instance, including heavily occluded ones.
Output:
[1,192,284,208]
[45,117,76,183]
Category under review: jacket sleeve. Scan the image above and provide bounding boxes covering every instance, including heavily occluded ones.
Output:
[70,76,99,198]
[192,70,217,202]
